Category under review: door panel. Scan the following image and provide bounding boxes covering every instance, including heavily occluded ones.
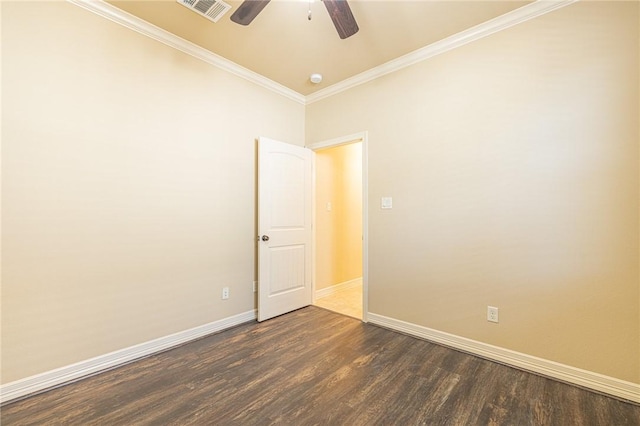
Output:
[258,137,313,321]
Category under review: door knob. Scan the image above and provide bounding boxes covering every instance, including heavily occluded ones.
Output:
[261,235,270,242]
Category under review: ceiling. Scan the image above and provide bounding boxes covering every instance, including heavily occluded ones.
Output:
[107,0,532,95]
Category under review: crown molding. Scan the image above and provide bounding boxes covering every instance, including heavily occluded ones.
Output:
[306,0,577,105]
[67,0,306,105]
[68,0,575,107]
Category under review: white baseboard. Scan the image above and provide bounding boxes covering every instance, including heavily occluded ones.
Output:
[4,309,637,405]
[0,309,257,405]
[314,277,362,300]
[367,312,640,404]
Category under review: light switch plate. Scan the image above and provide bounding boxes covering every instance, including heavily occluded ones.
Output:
[381,197,393,209]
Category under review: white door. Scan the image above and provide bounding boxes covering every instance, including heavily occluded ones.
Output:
[258,137,313,321]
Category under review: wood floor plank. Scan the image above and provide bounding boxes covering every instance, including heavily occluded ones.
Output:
[2,306,639,425]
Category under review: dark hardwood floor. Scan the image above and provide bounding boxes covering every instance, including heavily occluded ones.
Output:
[2,306,639,425]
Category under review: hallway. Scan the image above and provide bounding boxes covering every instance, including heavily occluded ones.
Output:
[314,279,362,319]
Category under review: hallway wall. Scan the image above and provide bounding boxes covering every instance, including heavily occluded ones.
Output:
[315,143,363,290]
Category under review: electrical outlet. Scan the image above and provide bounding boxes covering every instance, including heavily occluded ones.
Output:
[222,287,229,300]
[487,306,499,323]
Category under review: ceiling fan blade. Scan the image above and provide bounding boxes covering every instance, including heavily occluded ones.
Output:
[323,0,359,39]
[230,0,271,26]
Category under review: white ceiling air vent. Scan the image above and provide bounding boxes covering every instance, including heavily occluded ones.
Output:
[177,0,232,23]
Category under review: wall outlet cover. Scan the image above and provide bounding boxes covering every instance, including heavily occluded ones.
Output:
[487,306,499,323]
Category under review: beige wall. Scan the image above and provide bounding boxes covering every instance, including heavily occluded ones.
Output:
[1,2,304,383]
[307,1,639,383]
[2,0,638,388]
[315,143,363,290]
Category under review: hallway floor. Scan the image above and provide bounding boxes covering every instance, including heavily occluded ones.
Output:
[313,281,362,319]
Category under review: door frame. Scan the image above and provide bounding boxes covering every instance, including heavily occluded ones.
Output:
[307,131,369,322]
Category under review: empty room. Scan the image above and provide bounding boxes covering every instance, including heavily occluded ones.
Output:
[1,0,639,424]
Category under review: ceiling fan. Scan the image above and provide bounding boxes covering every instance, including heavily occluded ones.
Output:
[230,0,359,39]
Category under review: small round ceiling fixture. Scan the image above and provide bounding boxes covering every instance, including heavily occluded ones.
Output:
[310,73,323,84]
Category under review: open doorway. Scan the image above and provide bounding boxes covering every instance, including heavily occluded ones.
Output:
[308,133,367,320]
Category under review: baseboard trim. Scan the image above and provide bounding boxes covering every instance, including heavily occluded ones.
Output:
[314,278,362,300]
[0,309,257,405]
[367,312,640,404]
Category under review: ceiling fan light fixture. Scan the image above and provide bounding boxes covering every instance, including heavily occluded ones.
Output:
[232,0,358,39]
[310,73,323,84]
